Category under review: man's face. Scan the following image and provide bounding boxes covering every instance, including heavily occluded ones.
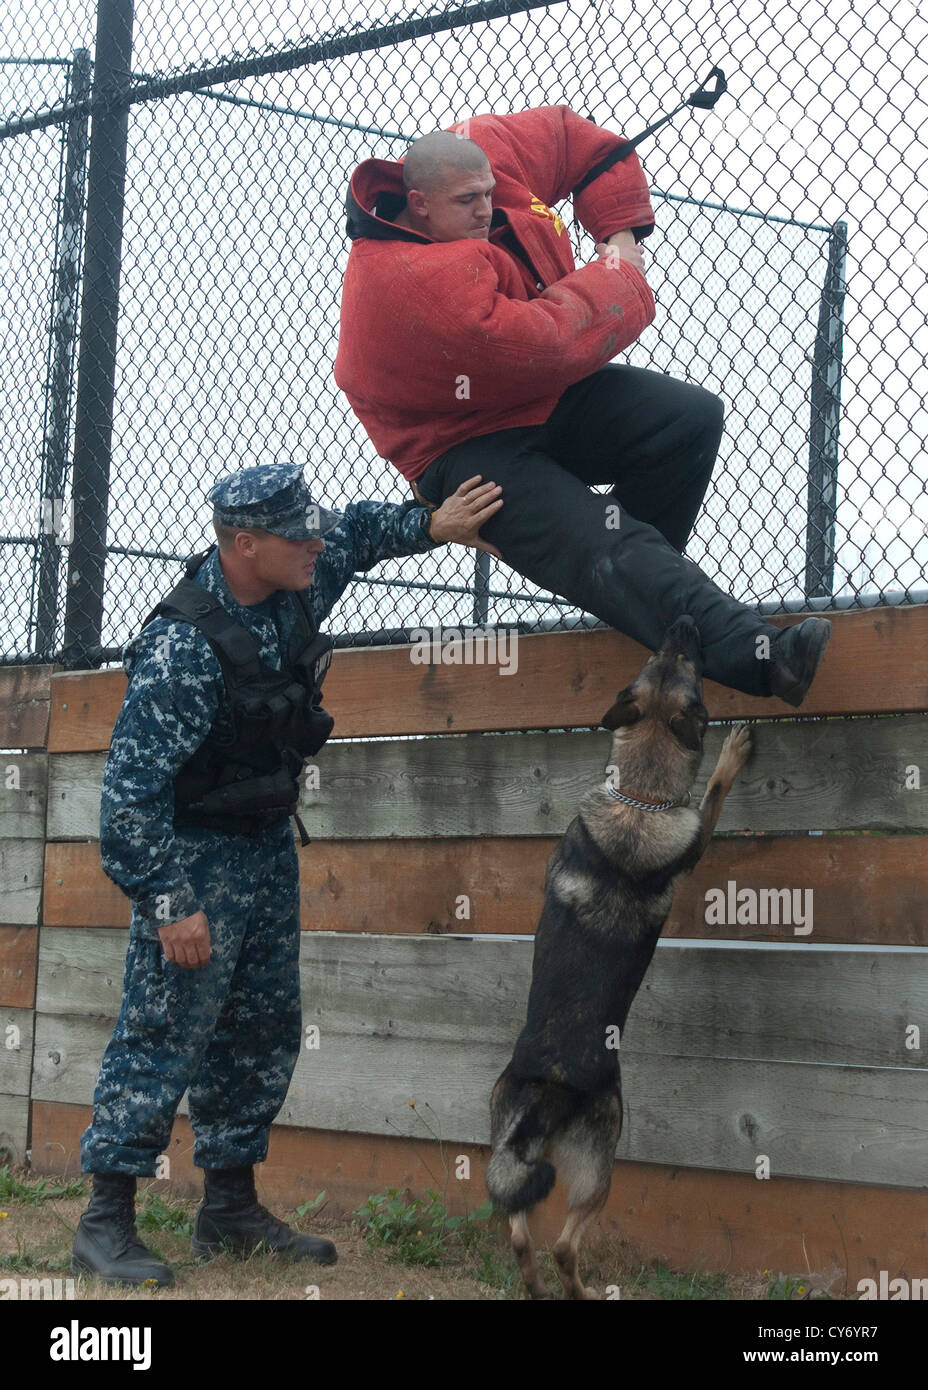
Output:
[411,165,495,242]
[241,531,324,590]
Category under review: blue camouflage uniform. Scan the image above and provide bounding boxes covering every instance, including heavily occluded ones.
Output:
[81,464,441,1176]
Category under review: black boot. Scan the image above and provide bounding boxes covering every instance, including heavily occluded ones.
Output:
[769,617,833,706]
[72,1173,174,1287]
[191,1165,337,1265]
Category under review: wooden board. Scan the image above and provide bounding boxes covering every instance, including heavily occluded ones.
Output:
[0,927,37,1008]
[43,833,928,946]
[44,605,928,754]
[299,833,928,945]
[29,1099,928,1287]
[0,664,53,749]
[45,716,928,841]
[0,1007,33,1096]
[0,1094,28,1164]
[33,930,928,1187]
[0,754,47,838]
[0,841,44,927]
[43,842,129,928]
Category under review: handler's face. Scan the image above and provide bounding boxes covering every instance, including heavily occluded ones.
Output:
[249,532,324,590]
[415,166,495,241]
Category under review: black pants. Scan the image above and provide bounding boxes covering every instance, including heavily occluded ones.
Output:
[416,364,781,695]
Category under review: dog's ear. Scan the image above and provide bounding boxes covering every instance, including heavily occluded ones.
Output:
[601,687,641,730]
[669,702,708,751]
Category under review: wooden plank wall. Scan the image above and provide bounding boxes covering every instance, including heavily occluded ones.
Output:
[4,609,928,1285]
[0,664,53,1163]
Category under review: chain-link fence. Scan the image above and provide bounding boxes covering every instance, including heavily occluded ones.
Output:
[1,0,926,665]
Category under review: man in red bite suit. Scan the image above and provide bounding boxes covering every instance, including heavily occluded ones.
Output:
[334,106,831,702]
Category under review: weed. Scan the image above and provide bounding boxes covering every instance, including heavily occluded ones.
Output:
[353,1187,494,1267]
[293,1192,327,1221]
[0,1165,87,1206]
[135,1189,194,1236]
[766,1272,829,1300]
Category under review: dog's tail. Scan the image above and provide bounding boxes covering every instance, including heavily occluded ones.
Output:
[486,1081,579,1215]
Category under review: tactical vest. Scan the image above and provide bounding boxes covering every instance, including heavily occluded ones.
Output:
[141,547,334,844]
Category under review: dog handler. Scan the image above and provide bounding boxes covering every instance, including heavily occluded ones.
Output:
[73,462,502,1286]
[334,106,831,702]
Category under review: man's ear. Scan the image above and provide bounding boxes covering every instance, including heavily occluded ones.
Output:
[601,686,640,730]
[405,188,428,218]
[669,703,708,751]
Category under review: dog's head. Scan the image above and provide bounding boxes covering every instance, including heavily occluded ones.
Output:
[601,615,708,757]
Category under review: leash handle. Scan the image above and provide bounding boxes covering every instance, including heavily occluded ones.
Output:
[572,65,728,197]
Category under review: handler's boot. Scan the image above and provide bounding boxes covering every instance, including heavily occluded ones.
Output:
[768,616,833,707]
[191,1164,337,1265]
[72,1173,174,1287]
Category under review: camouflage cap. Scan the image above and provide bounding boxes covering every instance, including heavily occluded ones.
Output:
[208,464,342,540]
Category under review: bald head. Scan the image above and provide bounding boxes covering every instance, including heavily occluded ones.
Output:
[402,130,490,194]
[395,130,495,243]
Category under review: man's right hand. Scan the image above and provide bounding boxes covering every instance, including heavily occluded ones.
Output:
[158,909,210,968]
[593,229,646,276]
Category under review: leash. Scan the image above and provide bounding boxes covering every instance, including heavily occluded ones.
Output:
[605,784,691,811]
[573,65,728,197]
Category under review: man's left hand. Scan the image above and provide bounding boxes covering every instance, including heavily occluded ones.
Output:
[429,475,504,557]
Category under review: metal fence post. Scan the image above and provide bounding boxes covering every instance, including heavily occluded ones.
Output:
[35,47,91,659]
[472,551,490,626]
[804,220,847,601]
[60,0,135,668]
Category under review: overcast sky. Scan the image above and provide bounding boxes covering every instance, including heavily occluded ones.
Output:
[1,0,925,653]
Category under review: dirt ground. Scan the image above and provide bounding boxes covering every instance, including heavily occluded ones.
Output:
[0,1168,836,1302]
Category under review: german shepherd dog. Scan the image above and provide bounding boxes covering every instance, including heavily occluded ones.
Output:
[486,615,752,1299]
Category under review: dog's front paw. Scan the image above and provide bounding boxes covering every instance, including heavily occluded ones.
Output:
[718,722,752,780]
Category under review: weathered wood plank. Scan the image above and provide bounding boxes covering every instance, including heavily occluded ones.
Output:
[295,720,928,838]
[36,929,129,1018]
[282,1041,928,1188]
[43,716,928,841]
[295,936,928,1070]
[0,926,37,1008]
[44,832,928,946]
[0,1006,34,1096]
[44,606,928,753]
[43,842,128,928]
[0,754,47,839]
[303,833,928,945]
[47,668,124,756]
[0,840,44,926]
[0,664,53,749]
[0,1094,28,1164]
[28,1098,928,1283]
[33,930,928,1185]
[31,1013,126,1110]
[46,754,104,842]
[671,831,928,945]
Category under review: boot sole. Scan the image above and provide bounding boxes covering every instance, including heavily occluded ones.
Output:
[773,618,833,706]
[71,1254,174,1288]
[190,1235,337,1265]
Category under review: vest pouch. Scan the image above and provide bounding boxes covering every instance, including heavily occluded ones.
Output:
[234,683,306,750]
[292,632,334,694]
[192,765,300,818]
[294,703,334,758]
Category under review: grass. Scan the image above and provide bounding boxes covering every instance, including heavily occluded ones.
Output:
[0,1162,840,1299]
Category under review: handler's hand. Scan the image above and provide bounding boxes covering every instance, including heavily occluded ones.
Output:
[594,229,645,276]
[429,475,504,559]
[158,909,210,969]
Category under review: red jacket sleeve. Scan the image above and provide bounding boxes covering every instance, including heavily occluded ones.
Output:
[456,105,656,242]
[341,238,655,412]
